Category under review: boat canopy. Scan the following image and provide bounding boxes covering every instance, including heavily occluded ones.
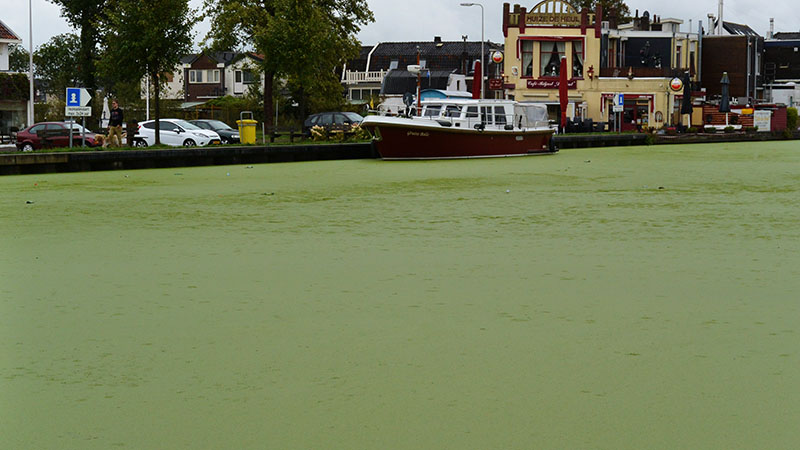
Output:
[514,103,549,128]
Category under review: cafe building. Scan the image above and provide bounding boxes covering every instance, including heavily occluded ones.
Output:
[501,1,700,130]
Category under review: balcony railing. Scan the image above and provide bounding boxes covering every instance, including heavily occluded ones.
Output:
[599,67,685,78]
[342,70,388,84]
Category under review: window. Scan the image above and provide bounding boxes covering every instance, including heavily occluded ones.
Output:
[522,41,534,77]
[480,106,491,124]
[333,114,346,125]
[465,106,479,118]
[189,69,219,83]
[235,71,242,83]
[420,60,426,68]
[676,45,682,69]
[494,106,507,125]
[389,60,399,70]
[540,41,565,77]
[572,41,584,78]
[242,70,255,84]
[423,105,442,117]
[351,89,362,100]
[142,122,155,129]
[29,124,46,134]
[445,105,462,117]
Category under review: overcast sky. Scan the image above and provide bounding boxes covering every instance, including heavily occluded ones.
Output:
[4,0,798,51]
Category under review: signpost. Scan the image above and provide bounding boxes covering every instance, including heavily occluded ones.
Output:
[613,93,624,133]
[65,88,92,147]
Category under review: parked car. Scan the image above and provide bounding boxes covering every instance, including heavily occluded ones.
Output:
[303,112,364,135]
[189,119,240,144]
[15,121,100,152]
[133,119,221,147]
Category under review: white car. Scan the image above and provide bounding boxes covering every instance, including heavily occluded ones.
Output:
[133,119,222,147]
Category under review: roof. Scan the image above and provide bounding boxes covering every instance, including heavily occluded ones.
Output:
[181,51,263,67]
[772,32,800,40]
[0,19,22,42]
[723,21,761,37]
[381,70,454,95]
[370,40,502,58]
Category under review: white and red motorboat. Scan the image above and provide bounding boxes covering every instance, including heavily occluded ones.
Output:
[361,99,557,160]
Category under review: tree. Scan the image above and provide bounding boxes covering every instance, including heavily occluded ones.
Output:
[100,0,194,145]
[203,0,373,131]
[33,33,81,97]
[571,0,630,24]
[48,0,108,96]
[9,44,30,72]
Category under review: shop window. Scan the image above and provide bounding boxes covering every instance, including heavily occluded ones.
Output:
[540,41,565,77]
[572,41,584,78]
[522,41,534,77]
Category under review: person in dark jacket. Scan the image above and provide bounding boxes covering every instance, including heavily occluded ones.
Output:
[108,100,124,147]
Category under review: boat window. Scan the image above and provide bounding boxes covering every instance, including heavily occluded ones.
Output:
[423,106,442,117]
[465,106,479,118]
[494,106,507,125]
[480,107,492,124]
[444,105,462,117]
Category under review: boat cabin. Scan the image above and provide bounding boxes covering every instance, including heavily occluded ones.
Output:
[418,100,551,130]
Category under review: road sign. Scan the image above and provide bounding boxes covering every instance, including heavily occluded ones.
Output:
[612,93,624,112]
[66,87,91,107]
[65,106,92,117]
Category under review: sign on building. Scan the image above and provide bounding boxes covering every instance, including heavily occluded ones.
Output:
[613,93,624,112]
[753,110,771,131]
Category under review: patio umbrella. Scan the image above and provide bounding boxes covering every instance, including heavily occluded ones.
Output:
[559,56,568,132]
[719,72,731,126]
[471,60,482,100]
[681,72,693,115]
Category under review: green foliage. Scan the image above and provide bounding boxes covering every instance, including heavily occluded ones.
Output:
[48,0,108,93]
[570,0,630,23]
[0,73,30,101]
[704,126,716,133]
[100,0,194,144]
[203,0,374,127]
[744,126,757,133]
[787,107,798,131]
[687,127,698,133]
[724,126,735,133]
[9,44,30,72]
[33,33,81,98]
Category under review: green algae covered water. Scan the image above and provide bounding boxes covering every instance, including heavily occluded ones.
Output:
[2,142,799,449]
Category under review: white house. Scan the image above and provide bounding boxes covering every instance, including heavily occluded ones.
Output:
[0,18,28,135]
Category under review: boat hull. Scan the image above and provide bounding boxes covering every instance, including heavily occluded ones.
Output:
[364,121,556,160]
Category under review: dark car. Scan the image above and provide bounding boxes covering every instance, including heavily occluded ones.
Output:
[303,112,364,135]
[189,119,240,144]
[15,122,100,152]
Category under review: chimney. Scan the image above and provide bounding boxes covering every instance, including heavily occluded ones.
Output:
[434,36,442,44]
[707,14,715,35]
[717,0,724,35]
[768,18,774,39]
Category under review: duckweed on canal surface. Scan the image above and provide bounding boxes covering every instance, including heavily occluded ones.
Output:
[2,141,799,448]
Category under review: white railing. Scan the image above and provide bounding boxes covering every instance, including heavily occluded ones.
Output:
[343,70,387,84]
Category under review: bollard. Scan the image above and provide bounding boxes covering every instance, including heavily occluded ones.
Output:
[126,121,138,147]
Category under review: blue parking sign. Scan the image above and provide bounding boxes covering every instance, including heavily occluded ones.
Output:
[66,88,81,106]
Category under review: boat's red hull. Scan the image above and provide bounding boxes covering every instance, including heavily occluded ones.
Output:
[364,123,556,159]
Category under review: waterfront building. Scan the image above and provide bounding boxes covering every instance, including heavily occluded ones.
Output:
[0,19,27,135]
[501,1,700,130]
[701,22,764,104]
[764,32,800,107]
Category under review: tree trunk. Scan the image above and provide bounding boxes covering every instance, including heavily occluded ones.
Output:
[263,70,274,133]
[154,72,161,145]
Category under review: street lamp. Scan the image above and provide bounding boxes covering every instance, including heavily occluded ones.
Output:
[28,0,34,126]
[460,2,484,99]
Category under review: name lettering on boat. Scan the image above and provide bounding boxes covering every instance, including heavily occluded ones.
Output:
[407,131,430,137]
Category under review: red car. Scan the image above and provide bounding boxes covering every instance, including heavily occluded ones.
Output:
[15,122,100,152]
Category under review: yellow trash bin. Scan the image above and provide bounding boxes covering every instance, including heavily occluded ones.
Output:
[236,111,257,144]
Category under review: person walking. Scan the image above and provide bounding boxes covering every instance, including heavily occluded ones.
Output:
[108,100,124,147]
